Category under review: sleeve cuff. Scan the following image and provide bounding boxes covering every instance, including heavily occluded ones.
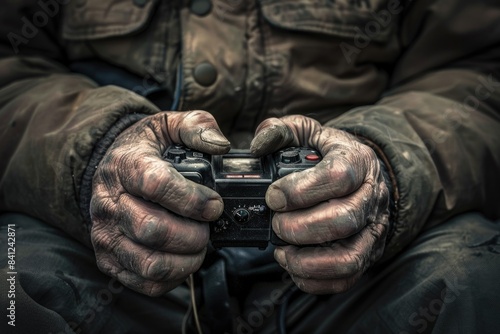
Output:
[79,113,149,229]
[351,136,399,245]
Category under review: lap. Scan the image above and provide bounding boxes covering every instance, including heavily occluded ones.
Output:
[277,212,500,334]
[0,213,190,334]
[1,212,499,333]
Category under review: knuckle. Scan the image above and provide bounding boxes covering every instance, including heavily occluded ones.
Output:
[187,109,210,118]
[329,251,362,278]
[281,218,304,244]
[97,150,119,173]
[329,280,354,294]
[181,254,205,278]
[138,163,171,198]
[141,116,164,137]
[101,150,141,188]
[291,277,335,295]
[142,253,173,281]
[291,276,309,293]
[144,278,186,297]
[134,213,173,247]
[328,162,358,193]
[196,223,211,244]
[256,117,280,131]
[345,205,365,232]
[114,270,171,297]
[91,228,121,252]
[359,143,377,161]
[329,205,364,239]
[106,147,129,169]
[378,182,390,208]
[141,253,204,283]
[90,195,116,221]
[138,160,168,190]
[293,257,310,279]
[348,252,364,274]
[94,161,118,190]
[184,224,210,252]
[144,282,171,297]
[95,254,119,277]
[184,110,216,124]
[177,186,203,216]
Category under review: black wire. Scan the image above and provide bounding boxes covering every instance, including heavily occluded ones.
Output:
[277,285,299,334]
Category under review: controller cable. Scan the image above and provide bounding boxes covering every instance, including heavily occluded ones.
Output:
[182,274,203,334]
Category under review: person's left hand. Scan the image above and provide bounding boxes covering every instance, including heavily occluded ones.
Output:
[250,115,391,294]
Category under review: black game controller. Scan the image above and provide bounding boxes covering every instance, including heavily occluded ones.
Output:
[163,145,322,249]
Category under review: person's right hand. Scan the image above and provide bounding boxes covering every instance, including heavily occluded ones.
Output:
[89,111,230,296]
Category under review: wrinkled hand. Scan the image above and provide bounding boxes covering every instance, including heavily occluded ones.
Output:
[90,111,230,296]
[251,115,390,294]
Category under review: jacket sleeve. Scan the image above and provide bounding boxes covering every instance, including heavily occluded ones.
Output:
[0,1,160,247]
[327,0,500,257]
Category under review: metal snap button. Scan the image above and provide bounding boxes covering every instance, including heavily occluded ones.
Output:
[190,0,212,16]
[193,62,217,87]
[133,0,148,8]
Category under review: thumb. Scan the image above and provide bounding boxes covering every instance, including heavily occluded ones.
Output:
[250,118,296,156]
[167,110,231,155]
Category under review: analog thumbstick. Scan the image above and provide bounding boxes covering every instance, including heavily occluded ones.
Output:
[166,148,187,163]
[233,208,250,223]
[281,150,301,164]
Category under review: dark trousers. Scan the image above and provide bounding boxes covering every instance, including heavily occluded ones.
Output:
[1,213,500,334]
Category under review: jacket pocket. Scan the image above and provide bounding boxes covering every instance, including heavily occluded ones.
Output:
[62,0,159,40]
[260,0,401,43]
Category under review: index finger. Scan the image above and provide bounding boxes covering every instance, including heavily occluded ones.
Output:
[266,146,369,211]
[120,156,224,221]
[251,115,346,157]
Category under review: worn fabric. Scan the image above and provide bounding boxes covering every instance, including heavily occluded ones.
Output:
[1,0,499,256]
[1,212,500,333]
[0,214,191,334]
[0,0,500,332]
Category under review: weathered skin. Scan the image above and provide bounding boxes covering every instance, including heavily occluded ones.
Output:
[251,116,390,294]
[91,111,230,295]
[0,0,499,296]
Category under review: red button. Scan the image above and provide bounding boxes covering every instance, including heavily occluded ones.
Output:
[305,154,320,161]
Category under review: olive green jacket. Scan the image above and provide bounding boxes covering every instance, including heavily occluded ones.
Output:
[1,0,499,256]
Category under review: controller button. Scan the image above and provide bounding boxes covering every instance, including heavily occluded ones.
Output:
[166,148,187,162]
[305,154,320,161]
[190,0,212,16]
[233,208,250,223]
[281,150,301,164]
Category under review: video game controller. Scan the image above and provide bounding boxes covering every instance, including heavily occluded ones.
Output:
[163,145,322,249]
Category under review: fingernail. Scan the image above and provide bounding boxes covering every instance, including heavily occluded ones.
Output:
[200,128,230,147]
[202,199,223,220]
[274,248,287,268]
[250,128,274,153]
[266,186,286,210]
